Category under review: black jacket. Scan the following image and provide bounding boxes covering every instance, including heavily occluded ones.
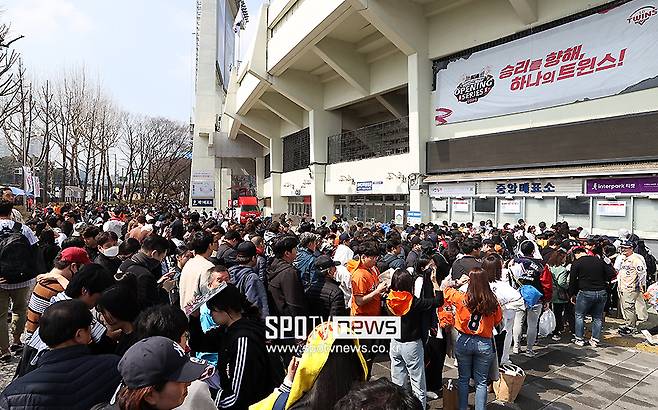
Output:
[36,242,60,274]
[188,317,274,410]
[305,276,348,318]
[0,345,120,410]
[118,252,168,309]
[388,292,444,343]
[215,243,238,267]
[405,249,421,269]
[94,253,121,277]
[451,255,482,280]
[569,255,615,295]
[267,257,307,318]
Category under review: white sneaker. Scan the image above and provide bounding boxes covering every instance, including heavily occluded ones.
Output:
[573,338,586,347]
[641,330,657,345]
[426,391,439,401]
[589,338,599,348]
[523,350,537,357]
[512,346,520,354]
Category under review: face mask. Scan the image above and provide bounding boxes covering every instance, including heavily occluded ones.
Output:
[102,245,119,258]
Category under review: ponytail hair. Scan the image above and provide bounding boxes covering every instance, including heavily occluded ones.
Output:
[206,283,261,321]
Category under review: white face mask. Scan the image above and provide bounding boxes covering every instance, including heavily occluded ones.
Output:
[102,245,119,258]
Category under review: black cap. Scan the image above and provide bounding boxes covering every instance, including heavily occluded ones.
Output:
[410,236,421,245]
[236,241,257,258]
[619,240,634,248]
[315,255,340,271]
[118,336,213,389]
[339,232,350,242]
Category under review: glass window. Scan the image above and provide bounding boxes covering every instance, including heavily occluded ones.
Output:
[558,198,590,215]
[474,198,495,213]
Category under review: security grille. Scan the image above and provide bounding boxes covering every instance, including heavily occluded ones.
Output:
[328,117,409,164]
[283,128,310,173]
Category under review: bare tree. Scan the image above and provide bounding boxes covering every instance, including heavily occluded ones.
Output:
[52,69,89,201]
[0,23,23,123]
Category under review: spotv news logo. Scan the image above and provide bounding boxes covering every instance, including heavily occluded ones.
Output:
[265,316,401,340]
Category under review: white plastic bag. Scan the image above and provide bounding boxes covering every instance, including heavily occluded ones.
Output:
[538,309,556,337]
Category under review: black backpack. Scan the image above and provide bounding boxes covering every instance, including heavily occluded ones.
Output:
[0,223,34,283]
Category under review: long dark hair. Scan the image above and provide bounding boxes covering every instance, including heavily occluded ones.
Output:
[206,283,261,321]
[390,269,414,293]
[465,268,499,316]
[482,254,503,283]
[288,338,365,410]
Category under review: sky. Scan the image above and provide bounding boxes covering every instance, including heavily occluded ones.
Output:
[2,0,264,124]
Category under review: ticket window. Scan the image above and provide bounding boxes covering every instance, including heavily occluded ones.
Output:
[473,198,495,225]
[497,198,524,228]
[558,197,591,229]
[592,199,632,236]
[634,198,658,239]
[524,197,556,227]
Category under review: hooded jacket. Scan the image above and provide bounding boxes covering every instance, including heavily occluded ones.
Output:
[267,257,307,318]
[118,252,168,309]
[0,345,120,410]
[377,253,405,272]
[189,317,274,410]
[386,290,444,342]
[293,247,317,290]
[230,264,270,318]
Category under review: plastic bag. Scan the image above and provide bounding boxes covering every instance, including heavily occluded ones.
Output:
[538,309,556,337]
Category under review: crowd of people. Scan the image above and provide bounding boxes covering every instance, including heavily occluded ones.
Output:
[0,184,656,410]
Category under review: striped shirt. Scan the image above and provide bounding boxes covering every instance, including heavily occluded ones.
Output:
[26,292,107,365]
[26,279,65,335]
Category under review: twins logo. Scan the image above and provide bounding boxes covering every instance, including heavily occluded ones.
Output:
[627,5,657,25]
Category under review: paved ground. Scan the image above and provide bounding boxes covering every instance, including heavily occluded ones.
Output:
[369,339,658,409]
[2,312,657,409]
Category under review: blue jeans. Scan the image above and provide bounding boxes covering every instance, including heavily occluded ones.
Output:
[455,333,494,410]
[575,289,607,341]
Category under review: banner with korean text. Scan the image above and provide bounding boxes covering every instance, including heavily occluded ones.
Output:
[433,0,658,125]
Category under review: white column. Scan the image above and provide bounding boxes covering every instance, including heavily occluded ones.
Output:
[309,109,341,220]
[269,137,287,215]
[255,156,265,208]
[407,51,432,222]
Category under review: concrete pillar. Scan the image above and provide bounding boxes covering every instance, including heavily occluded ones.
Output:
[255,156,265,204]
[309,109,341,220]
[407,51,432,222]
[269,137,287,215]
[219,168,232,212]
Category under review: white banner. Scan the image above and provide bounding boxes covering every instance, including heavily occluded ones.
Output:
[434,1,658,125]
[430,183,476,198]
[500,199,522,214]
[596,200,627,217]
[22,167,33,194]
[394,209,404,225]
[452,199,470,213]
[32,177,41,198]
[431,199,448,212]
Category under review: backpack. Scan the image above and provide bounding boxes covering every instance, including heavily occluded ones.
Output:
[0,223,34,283]
[635,240,657,283]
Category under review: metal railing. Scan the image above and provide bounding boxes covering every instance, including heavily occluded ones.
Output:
[328,117,409,164]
